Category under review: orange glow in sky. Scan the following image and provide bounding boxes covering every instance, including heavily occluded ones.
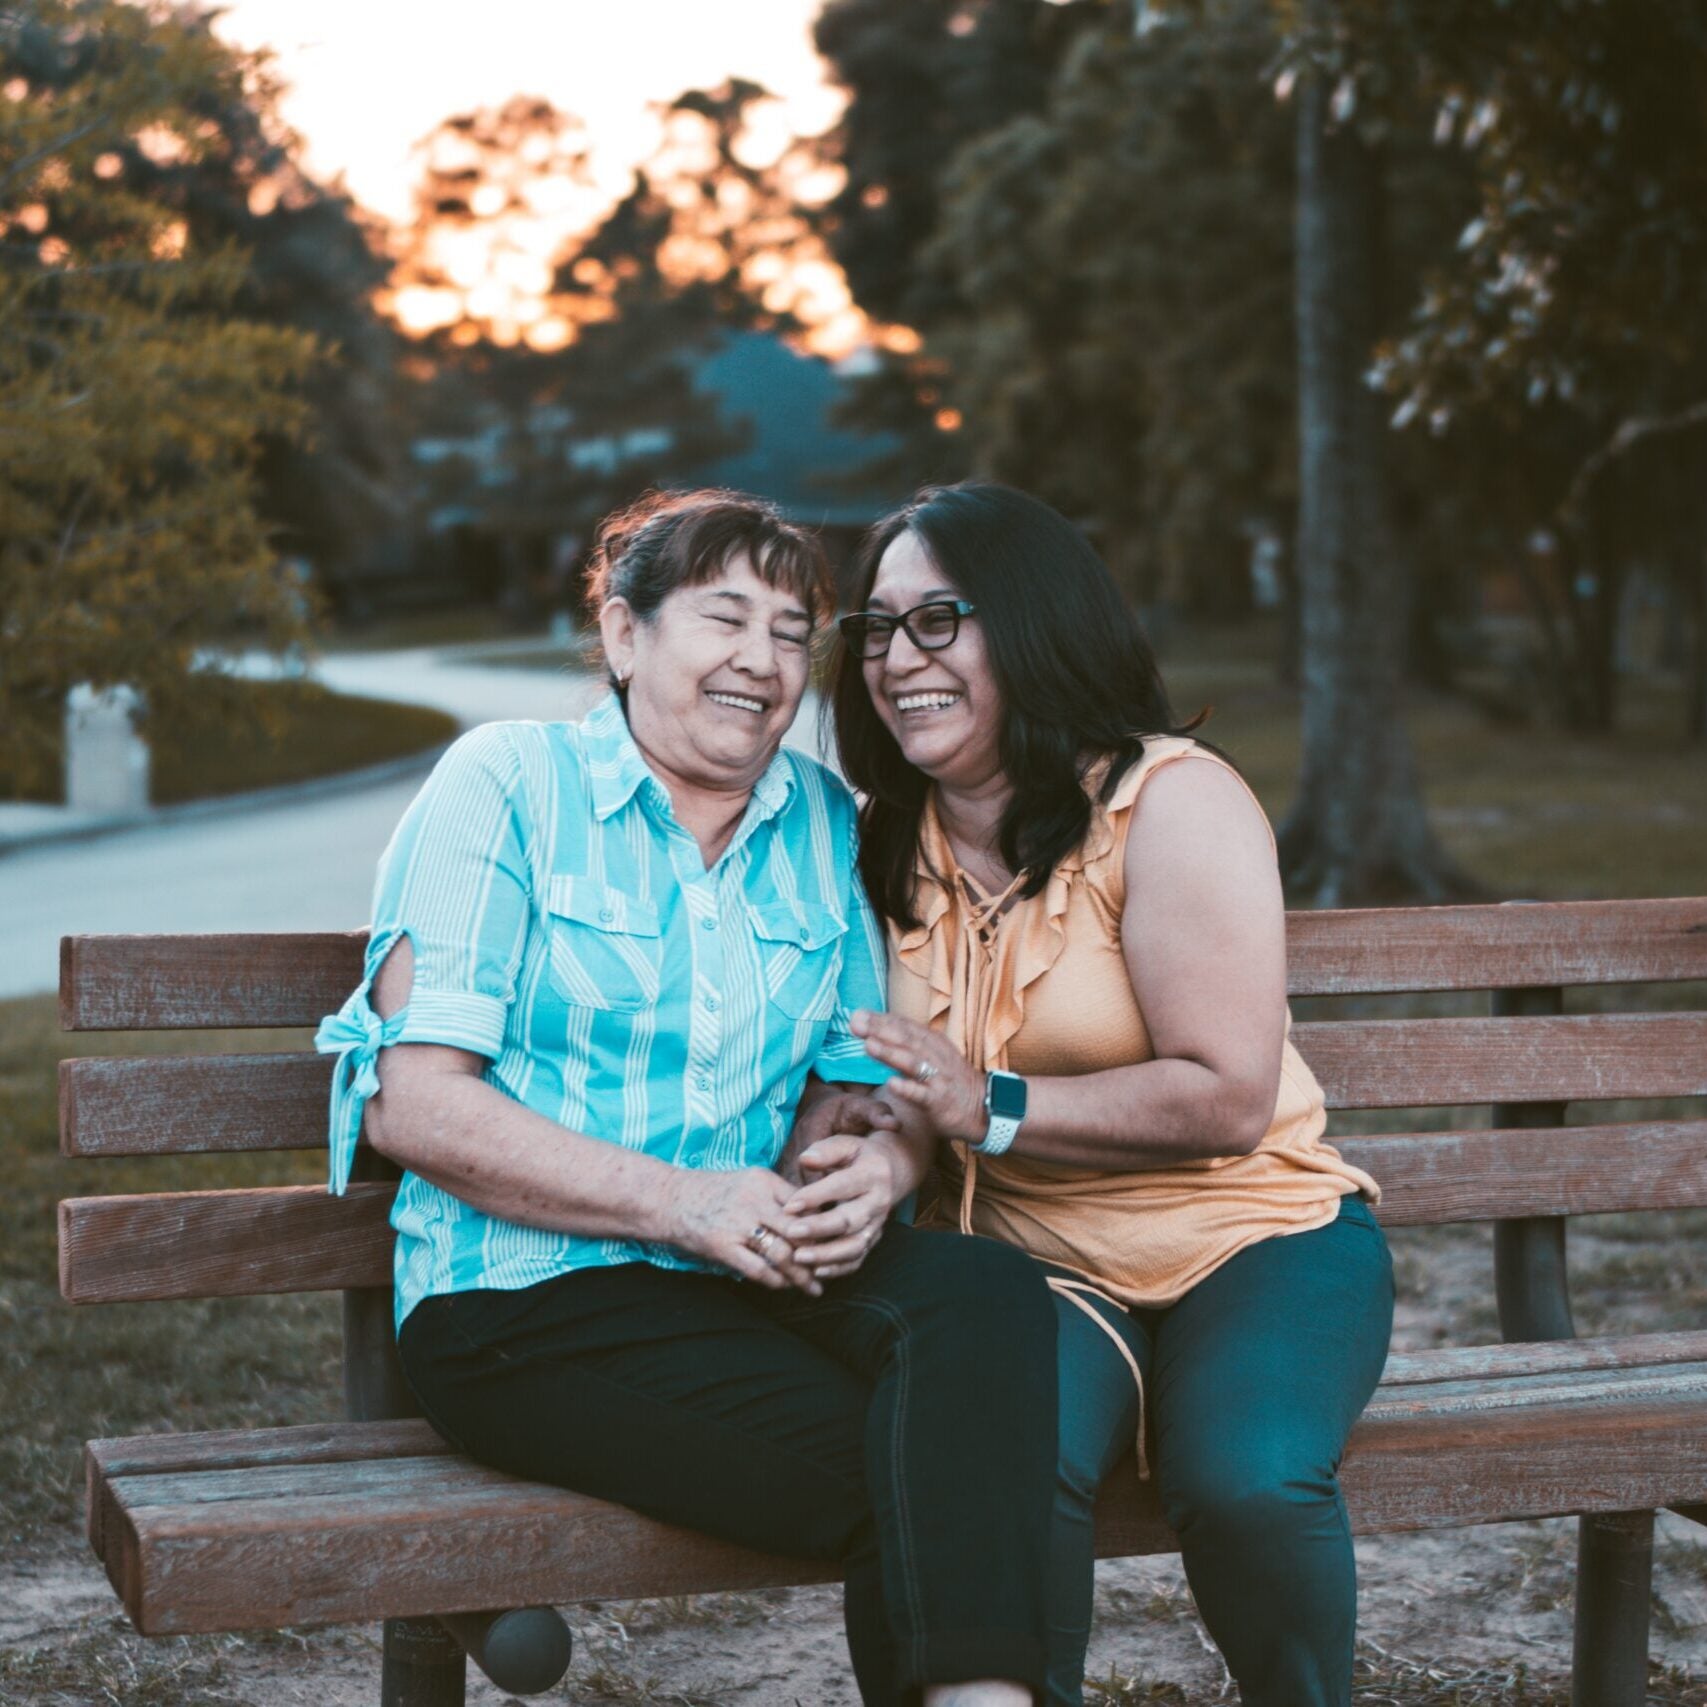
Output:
[208,1,872,352]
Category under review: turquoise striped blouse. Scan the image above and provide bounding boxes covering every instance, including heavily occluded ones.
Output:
[315,694,889,1328]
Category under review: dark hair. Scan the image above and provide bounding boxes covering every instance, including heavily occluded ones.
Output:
[584,488,835,690]
[829,481,1208,930]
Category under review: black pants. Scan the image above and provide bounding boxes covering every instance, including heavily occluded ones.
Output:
[399,1222,1058,1703]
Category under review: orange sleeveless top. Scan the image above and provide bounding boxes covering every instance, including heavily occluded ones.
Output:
[895,737,1379,1309]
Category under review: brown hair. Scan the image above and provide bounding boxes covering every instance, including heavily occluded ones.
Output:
[583,489,834,643]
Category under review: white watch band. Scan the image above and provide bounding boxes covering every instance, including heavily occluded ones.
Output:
[974,1113,1021,1157]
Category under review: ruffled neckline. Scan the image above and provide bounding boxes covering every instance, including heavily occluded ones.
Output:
[892,740,1193,1068]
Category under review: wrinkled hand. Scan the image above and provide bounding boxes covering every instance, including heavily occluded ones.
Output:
[660,1166,824,1294]
[776,1088,900,1187]
[784,1134,909,1280]
[851,1009,986,1146]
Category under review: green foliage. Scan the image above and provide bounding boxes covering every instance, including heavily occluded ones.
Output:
[1325,4,1707,432]
[1295,1,1707,731]
[0,0,323,789]
[78,6,415,596]
[813,0,1106,328]
[810,0,1107,505]
[922,7,1294,607]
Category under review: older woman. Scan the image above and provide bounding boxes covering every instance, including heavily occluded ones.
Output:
[815,483,1395,1707]
[316,490,1059,1707]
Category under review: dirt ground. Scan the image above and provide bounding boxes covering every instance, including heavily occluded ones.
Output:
[6,1217,1707,1706]
[6,1513,1707,1704]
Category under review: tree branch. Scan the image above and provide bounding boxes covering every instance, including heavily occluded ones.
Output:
[1560,398,1707,529]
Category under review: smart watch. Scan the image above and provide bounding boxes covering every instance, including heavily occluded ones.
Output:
[974,1069,1027,1156]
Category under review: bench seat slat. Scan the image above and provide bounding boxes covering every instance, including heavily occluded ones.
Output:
[84,1421,447,1560]
[1378,1329,1707,1385]
[88,1419,449,1481]
[55,901,1707,1031]
[90,1372,1707,1634]
[1362,1366,1707,1417]
[57,1015,1707,1160]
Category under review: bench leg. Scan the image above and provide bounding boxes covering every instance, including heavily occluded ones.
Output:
[1571,1509,1653,1707]
[381,1615,466,1707]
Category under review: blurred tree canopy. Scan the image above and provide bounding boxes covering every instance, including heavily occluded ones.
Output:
[810,0,1707,897]
[919,9,1294,609]
[809,0,1107,513]
[391,81,876,616]
[0,0,326,786]
[1347,0,1707,735]
[92,9,415,600]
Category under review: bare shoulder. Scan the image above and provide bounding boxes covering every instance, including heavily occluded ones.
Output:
[1118,752,1285,1012]
[1123,752,1276,882]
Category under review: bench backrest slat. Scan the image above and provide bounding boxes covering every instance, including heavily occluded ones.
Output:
[60,932,367,1031]
[55,1118,1707,1303]
[55,898,1707,1031]
[1294,1012,1707,1108]
[59,1011,1707,1160]
[1349,1120,1707,1225]
[60,1054,329,1156]
[59,1184,395,1303]
[1283,896,1707,995]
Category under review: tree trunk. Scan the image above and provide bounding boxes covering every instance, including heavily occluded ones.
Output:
[1690,520,1707,742]
[1276,38,1473,905]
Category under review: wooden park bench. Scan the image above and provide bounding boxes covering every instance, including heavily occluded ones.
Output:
[56,896,1707,1705]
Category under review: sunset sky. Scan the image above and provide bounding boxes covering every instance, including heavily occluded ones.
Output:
[210,0,844,227]
[207,0,858,345]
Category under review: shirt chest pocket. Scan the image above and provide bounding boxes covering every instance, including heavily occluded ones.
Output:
[544,877,663,1012]
[748,901,847,1021]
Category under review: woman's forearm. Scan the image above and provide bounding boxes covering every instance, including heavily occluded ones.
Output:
[1005,1056,1272,1171]
[367,1069,686,1243]
[852,1008,1275,1172]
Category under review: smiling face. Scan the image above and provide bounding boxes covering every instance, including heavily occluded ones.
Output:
[602,551,813,797]
[862,529,1004,795]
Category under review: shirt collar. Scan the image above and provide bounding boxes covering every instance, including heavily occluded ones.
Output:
[583,691,797,827]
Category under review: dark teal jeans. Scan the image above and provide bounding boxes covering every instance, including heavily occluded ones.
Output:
[1046,1195,1395,1706]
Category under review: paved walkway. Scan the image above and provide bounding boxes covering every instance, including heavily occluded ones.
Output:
[0,645,832,1000]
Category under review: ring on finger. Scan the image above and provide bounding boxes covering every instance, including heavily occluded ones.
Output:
[746,1224,775,1256]
[914,1059,938,1083]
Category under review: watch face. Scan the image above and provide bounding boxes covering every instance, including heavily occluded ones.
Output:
[988,1071,1027,1121]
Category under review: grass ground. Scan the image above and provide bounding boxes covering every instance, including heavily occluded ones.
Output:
[2,678,457,807]
[1161,651,1707,901]
[4,651,1706,1701]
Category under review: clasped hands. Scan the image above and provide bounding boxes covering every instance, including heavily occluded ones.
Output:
[663,1012,985,1296]
[780,1010,989,1285]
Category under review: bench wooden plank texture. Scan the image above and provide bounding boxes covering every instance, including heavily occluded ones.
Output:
[54,898,1707,1693]
[84,1334,1707,1634]
[54,1118,1707,1304]
[56,1012,1707,1160]
[57,897,1707,1030]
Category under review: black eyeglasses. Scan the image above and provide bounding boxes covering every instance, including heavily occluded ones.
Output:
[838,599,976,660]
